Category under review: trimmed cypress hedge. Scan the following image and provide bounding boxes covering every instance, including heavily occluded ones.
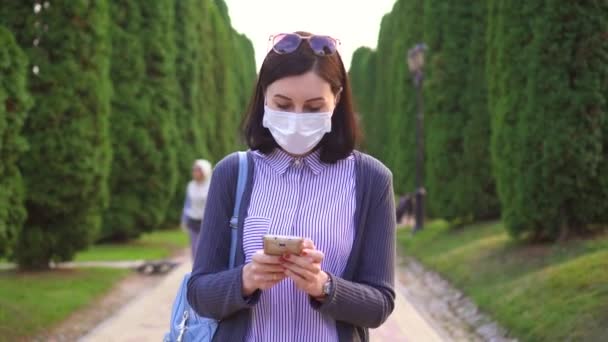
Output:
[166,0,257,225]
[461,1,498,221]
[2,1,113,268]
[349,0,608,237]
[165,0,210,225]
[102,1,156,241]
[351,0,424,196]
[423,1,498,223]
[0,0,260,263]
[349,0,500,225]
[132,0,180,234]
[0,27,30,258]
[207,3,240,158]
[487,1,608,239]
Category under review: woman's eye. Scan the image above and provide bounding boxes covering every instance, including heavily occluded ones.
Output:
[307,107,322,112]
[277,104,290,110]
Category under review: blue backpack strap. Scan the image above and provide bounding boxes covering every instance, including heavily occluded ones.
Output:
[229,151,248,269]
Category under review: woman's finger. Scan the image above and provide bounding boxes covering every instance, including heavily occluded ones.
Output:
[302,239,316,250]
[255,263,286,273]
[285,269,307,283]
[252,251,282,264]
[300,249,324,263]
[283,261,316,281]
[259,274,287,289]
[266,273,286,282]
[283,254,320,273]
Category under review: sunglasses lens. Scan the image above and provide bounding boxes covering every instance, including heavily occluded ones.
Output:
[273,34,301,54]
[308,36,337,56]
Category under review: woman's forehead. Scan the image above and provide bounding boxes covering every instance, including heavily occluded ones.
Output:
[266,71,333,100]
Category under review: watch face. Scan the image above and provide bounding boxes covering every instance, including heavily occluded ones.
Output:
[323,279,332,295]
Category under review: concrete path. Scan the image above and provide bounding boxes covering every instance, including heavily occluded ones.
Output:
[82,260,442,342]
[80,257,190,342]
[1,260,149,271]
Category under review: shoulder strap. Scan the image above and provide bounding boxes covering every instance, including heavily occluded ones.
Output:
[229,151,248,269]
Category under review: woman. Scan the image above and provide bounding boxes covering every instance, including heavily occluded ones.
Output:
[188,32,396,341]
[181,159,212,259]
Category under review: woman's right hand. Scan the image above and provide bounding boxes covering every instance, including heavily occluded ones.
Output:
[242,250,286,296]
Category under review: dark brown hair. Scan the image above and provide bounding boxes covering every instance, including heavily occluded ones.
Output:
[242,32,361,163]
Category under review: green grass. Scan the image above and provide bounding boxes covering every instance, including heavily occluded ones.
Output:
[75,228,189,262]
[398,221,608,342]
[0,268,129,340]
[0,229,188,340]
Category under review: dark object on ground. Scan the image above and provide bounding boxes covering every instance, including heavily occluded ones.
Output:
[136,260,179,275]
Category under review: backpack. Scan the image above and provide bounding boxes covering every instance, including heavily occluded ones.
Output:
[164,151,248,342]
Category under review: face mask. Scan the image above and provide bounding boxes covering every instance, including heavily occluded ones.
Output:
[262,105,333,155]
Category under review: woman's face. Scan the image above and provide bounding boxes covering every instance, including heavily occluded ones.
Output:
[192,167,204,182]
[265,71,339,114]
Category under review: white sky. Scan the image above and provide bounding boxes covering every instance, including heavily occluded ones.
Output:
[224,0,397,71]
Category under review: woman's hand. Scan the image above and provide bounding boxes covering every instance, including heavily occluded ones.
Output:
[282,239,328,298]
[242,251,286,296]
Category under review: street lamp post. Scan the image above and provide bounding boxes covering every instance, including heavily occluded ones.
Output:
[407,43,427,232]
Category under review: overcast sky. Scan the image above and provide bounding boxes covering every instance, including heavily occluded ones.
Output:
[223,0,397,71]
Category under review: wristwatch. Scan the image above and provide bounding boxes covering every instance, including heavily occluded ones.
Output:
[322,276,333,297]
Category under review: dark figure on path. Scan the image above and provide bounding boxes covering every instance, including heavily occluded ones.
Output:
[181,159,212,259]
[396,193,415,227]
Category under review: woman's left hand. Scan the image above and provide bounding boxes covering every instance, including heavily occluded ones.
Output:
[281,239,328,298]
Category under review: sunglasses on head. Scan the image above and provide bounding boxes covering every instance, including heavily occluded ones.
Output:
[269,33,340,56]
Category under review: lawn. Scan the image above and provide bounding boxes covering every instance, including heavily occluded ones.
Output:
[75,228,189,262]
[0,228,188,340]
[398,221,608,342]
[0,268,129,341]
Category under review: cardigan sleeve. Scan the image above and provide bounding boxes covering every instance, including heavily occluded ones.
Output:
[311,162,396,328]
[187,153,260,320]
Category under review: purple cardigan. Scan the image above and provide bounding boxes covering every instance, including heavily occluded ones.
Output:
[187,150,396,342]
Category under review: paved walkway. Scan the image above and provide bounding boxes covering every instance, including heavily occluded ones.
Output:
[82,260,442,342]
[0,260,148,271]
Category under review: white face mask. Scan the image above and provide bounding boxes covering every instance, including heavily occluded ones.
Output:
[262,105,333,155]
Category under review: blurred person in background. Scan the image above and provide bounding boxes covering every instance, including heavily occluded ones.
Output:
[181,159,212,259]
[396,193,415,228]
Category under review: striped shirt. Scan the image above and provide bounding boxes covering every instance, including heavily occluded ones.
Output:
[187,150,396,341]
[244,149,356,342]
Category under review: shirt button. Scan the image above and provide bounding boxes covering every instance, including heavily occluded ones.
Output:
[294,159,302,166]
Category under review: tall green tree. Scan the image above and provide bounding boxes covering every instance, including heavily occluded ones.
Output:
[461,1,498,221]
[487,0,608,239]
[350,0,499,222]
[349,47,377,151]
[232,32,257,118]
[166,0,209,225]
[132,0,180,234]
[166,0,257,226]
[0,27,30,258]
[1,1,112,268]
[350,0,423,196]
[423,1,498,223]
[102,1,157,240]
[207,3,240,158]
[193,0,221,163]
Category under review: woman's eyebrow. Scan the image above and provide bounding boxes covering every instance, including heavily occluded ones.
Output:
[305,97,325,103]
[273,94,292,101]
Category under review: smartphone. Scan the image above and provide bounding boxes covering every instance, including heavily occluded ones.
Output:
[263,234,304,256]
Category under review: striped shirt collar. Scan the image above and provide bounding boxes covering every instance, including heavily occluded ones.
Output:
[255,148,326,176]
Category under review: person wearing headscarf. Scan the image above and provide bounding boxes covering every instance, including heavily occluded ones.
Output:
[181,159,212,259]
